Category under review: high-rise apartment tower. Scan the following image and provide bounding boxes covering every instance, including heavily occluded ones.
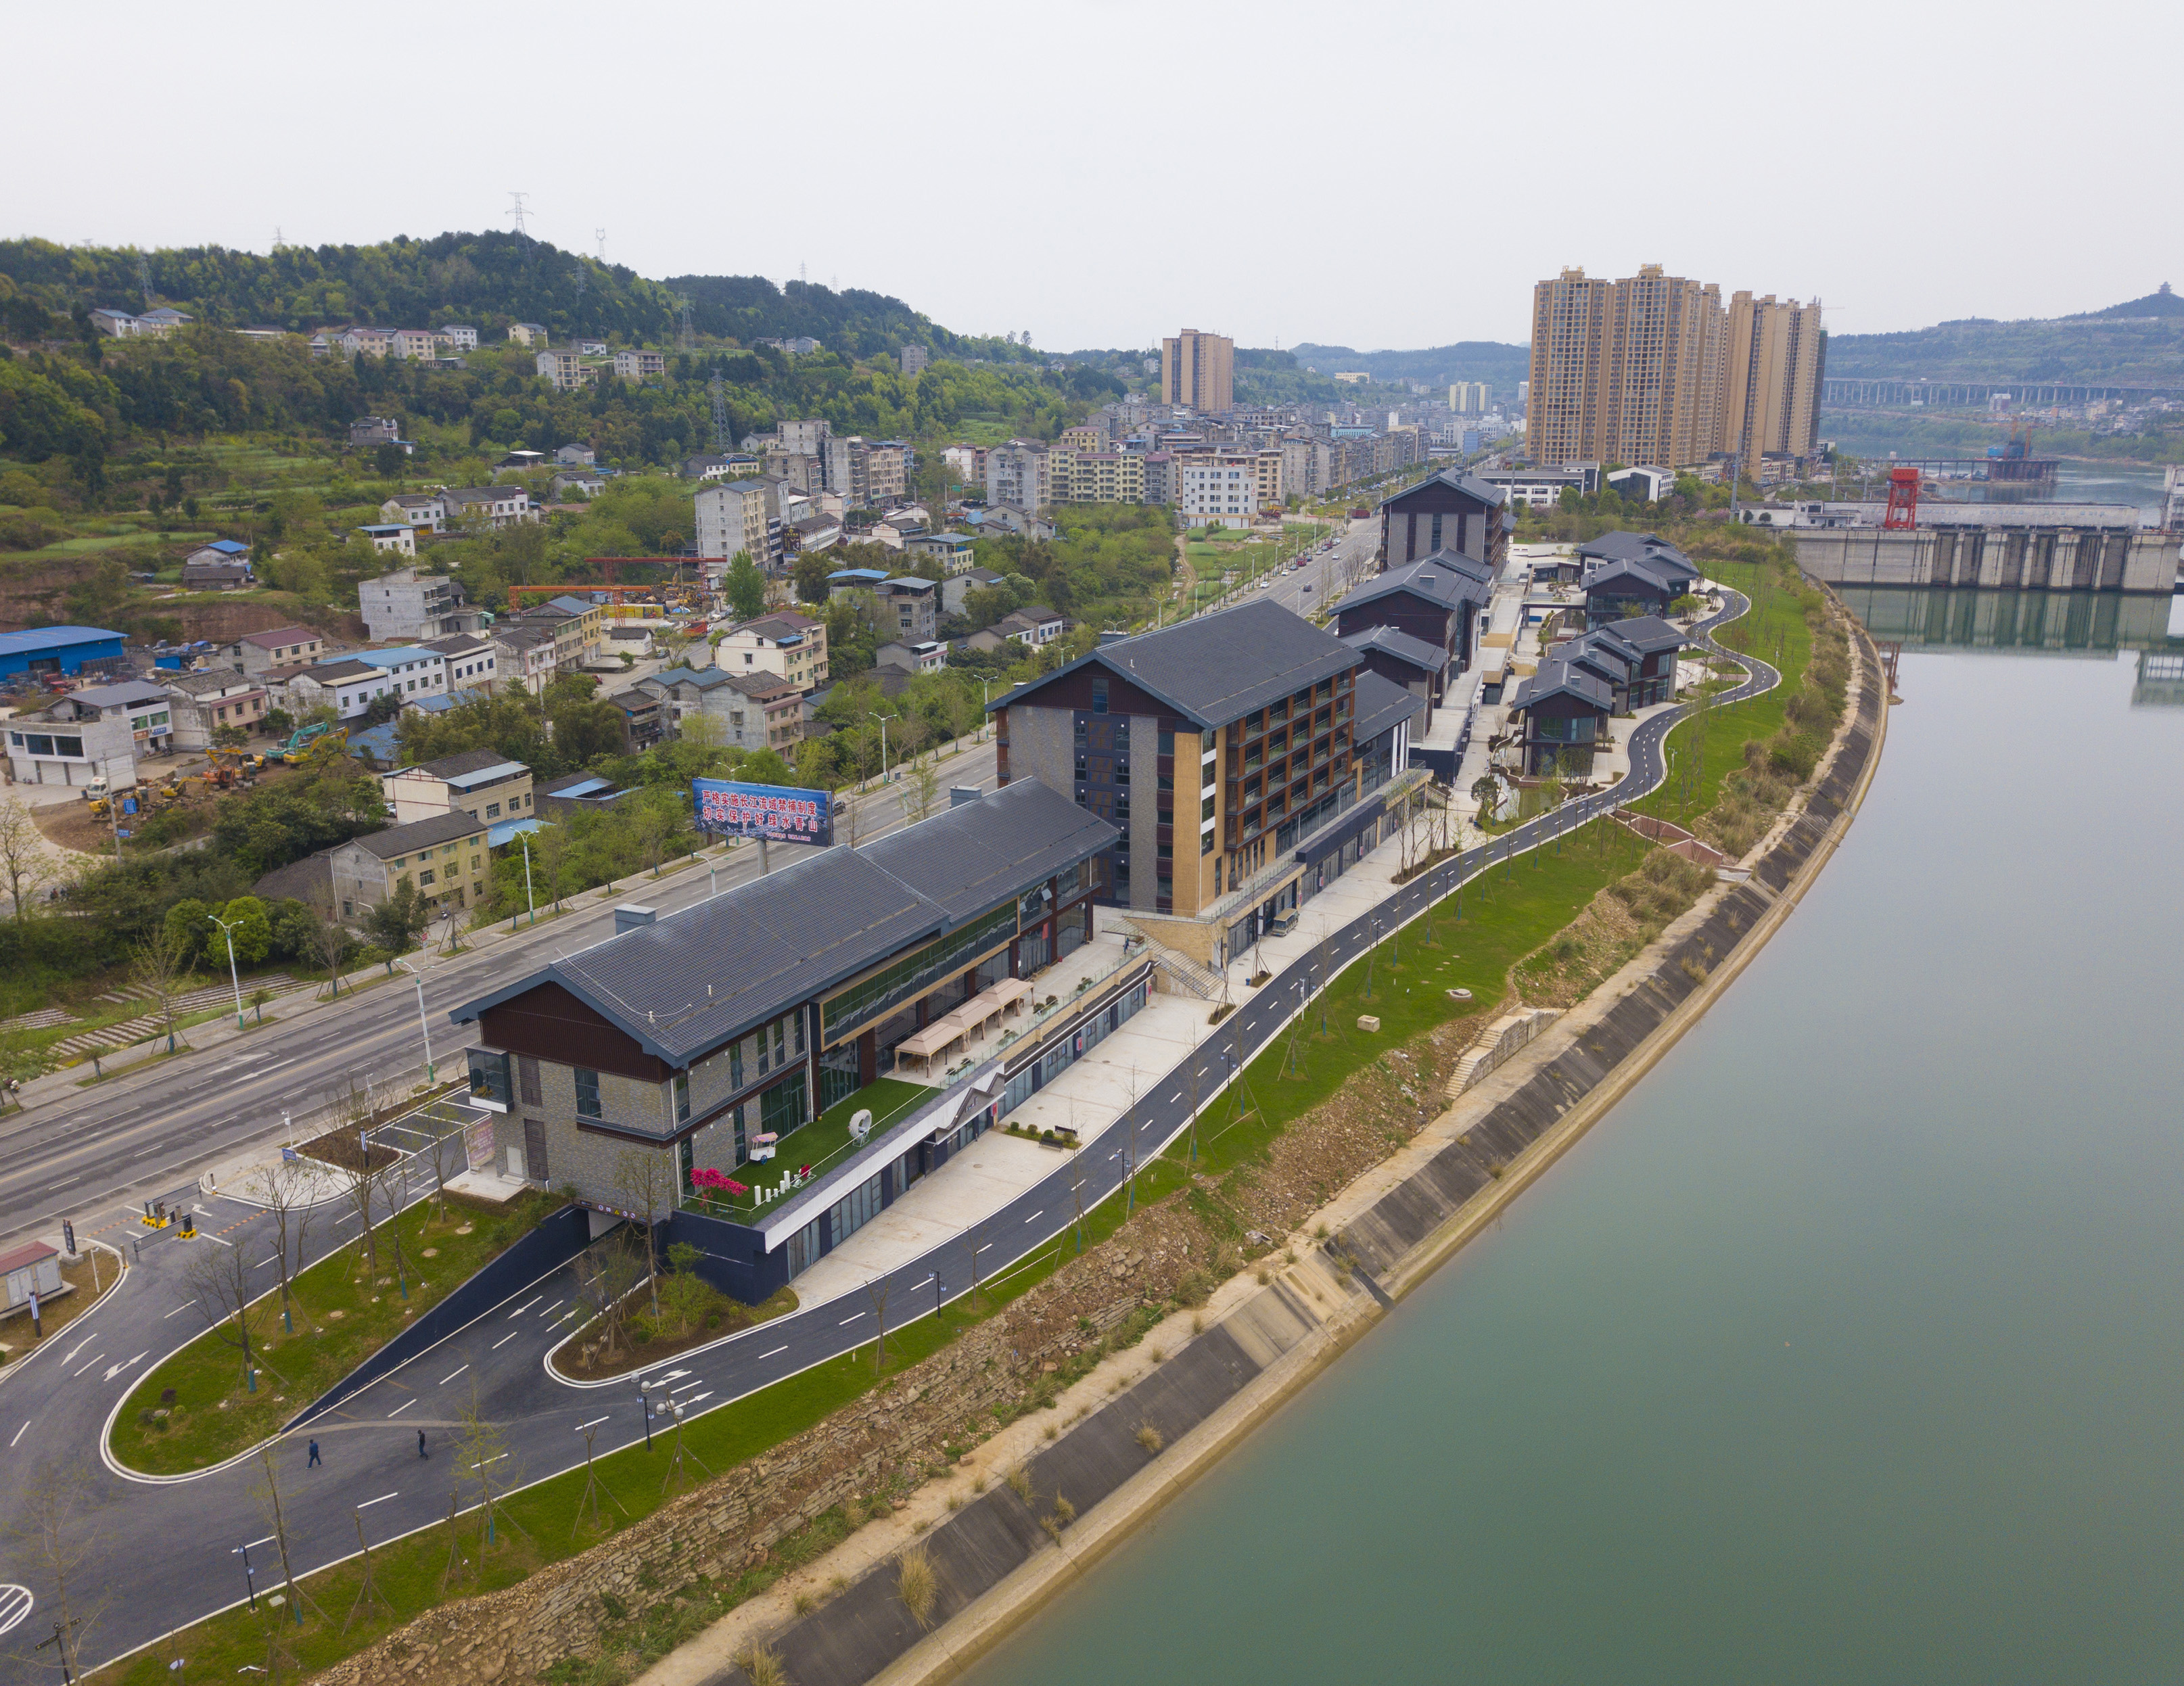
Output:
[1161,329,1234,414]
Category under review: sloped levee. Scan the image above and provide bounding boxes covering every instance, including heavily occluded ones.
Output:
[680,601,1888,1686]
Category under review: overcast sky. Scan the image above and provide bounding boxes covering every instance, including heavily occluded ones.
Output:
[9,0,2177,351]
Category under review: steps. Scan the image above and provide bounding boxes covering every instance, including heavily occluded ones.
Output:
[49,973,314,1059]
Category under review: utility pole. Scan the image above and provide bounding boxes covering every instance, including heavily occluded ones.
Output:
[507,191,529,235]
[394,957,436,1083]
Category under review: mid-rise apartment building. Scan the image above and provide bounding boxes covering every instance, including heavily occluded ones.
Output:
[536,349,599,391]
[1161,328,1234,413]
[714,611,829,692]
[1050,450,1147,505]
[695,477,782,565]
[361,567,487,642]
[986,440,1052,511]
[1175,449,1269,528]
[822,436,908,507]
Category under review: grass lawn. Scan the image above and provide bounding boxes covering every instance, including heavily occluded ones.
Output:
[1633,555,1815,833]
[112,1190,561,1475]
[689,1078,930,1219]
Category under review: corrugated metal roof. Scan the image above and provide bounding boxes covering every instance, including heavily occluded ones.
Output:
[0,626,124,657]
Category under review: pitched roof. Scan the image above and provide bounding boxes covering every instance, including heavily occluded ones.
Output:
[450,780,1116,1063]
[1340,559,1489,616]
[0,626,123,657]
[1348,668,1426,744]
[417,747,527,782]
[1585,613,1686,656]
[1380,467,1510,511]
[1341,625,1449,673]
[306,659,381,683]
[1509,658,1613,714]
[995,598,1357,730]
[348,812,484,860]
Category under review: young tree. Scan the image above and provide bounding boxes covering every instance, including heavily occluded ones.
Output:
[244,1158,321,1336]
[901,759,941,825]
[129,924,193,1054]
[724,552,767,621]
[573,1228,645,1360]
[185,1232,261,1390]
[365,881,430,954]
[306,894,354,996]
[6,1461,109,1678]
[0,796,51,924]
[611,1148,672,1319]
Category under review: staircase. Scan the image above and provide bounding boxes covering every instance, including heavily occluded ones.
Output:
[1109,919,1226,1000]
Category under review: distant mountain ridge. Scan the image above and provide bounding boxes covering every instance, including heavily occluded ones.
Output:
[1827,286,2184,388]
[1288,340,1529,391]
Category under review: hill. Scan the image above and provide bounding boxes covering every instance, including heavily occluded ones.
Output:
[1288,339,1529,392]
[0,233,1036,365]
[1825,285,2184,388]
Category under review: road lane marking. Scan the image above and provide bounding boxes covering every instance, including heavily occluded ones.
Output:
[388,1399,415,1417]
[103,1353,147,1382]
[163,1303,191,1319]
[356,1491,398,1508]
[254,1255,280,1269]
[71,1355,104,1378]
[62,1334,97,1365]
[471,1453,507,1469]
[8,1422,27,1448]
[670,1378,703,1393]
[838,1312,864,1326]
[536,1298,564,1317]
[1024,1210,1043,1223]
[42,1175,81,1192]
[682,1391,712,1406]
[439,1365,468,1384]
[575,1414,611,1431]
[506,1296,541,1319]
[490,1332,519,1350]
[910,1275,933,1290]
[758,1345,787,1359]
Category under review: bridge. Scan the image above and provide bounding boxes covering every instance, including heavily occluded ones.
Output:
[1824,376,2184,408]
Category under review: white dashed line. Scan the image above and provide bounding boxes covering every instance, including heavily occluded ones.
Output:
[536,1298,564,1317]
[491,1332,518,1350]
[71,1355,104,1378]
[439,1365,468,1385]
[8,1422,28,1448]
[388,1399,416,1417]
[575,1414,611,1431]
[758,1345,787,1359]
[356,1491,398,1508]
[506,1296,541,1319]
[1023,1210,1043,1223]
[839,1313,864,1326]
[162,1303,191,1319]
[670,1378,703,1393]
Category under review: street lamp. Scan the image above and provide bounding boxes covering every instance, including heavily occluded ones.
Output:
[393,957,436,1084]
[206,913,246,1031]
[513,830,536,930]
[636,1378,662,1449]
[864,711,893,785]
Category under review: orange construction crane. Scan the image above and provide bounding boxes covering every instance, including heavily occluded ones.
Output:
[505,583,662,605]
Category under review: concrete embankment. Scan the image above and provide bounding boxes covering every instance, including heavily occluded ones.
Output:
[638,597,1888,1686]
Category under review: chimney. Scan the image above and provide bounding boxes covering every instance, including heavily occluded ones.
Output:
[613,904,657,934]
[949,786,983,809]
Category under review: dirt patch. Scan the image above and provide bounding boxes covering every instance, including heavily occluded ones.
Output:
[296,1122,409,1174]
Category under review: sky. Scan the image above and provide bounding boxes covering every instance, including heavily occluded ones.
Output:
[8,0,2179,352]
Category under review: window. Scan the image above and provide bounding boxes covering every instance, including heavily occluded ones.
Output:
[517,1054,542,1106]
[672,1072,691,1124]
[419,869,436,887]
[574,1067,602,1119]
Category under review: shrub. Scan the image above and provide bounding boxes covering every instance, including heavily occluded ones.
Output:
[898,1547,937,1626]
[1005,1466,1033,1502]
[741,1647,786,1686]
[1135,1422,1164,1453]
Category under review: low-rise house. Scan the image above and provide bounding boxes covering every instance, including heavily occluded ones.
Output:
[137,306,191,335]
[425,632,501,690]
[286,658,400,722]
[89,308,139,337]
[941,565,1008,617]
[785,514,841,555]
[355,645,448,705]
[340,327,396,358]
[876,640,947,674]
[1339,626,1449,731]
[605,686,668,752]
[438,324,480,352]
[163,670,270,749]
[511,594,605,668]
[331,812,492,922]
[980,503,1055,542]
[181,539,254,590]
[491,624,559,695]
[641,667,802,753]
[362,567,485,642]
[381,747,535,827]
[904,531,977,573]
[536,348,599,392]
[870,576,938,642]
[555,444,597,467]
[613,349,666,379]
[223,625,327,676]
[440,486,538,531]
[358,523,416,557]
[714,610,829,693]
[537,770,638,819]
[992,604,1065,647]
[380,491,447,532]
[4,678,174,789]
[508,322,549,347]
[1334,554,1493,705]
[1504,659,1614,776]
[681,454,762,482]
[552,468,607,499]
[1552,615,1684,712]
[1578,531,1701,628]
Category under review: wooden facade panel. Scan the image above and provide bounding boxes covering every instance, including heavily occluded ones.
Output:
[480,981,672,1083]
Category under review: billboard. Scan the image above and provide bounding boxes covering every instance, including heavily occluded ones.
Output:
[692,778,833,847]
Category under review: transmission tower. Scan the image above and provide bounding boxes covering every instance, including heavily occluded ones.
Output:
[709,371,729,452]
[135,250,153,308]
[507,191,529,235]
[595,227,607,262]
[678,296,694,352]
[273,226,285,252]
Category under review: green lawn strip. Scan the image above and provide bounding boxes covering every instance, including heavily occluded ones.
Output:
[1165,820,1656,1179]
[1631,557,1815,832]
[688,1078,930,1219]
[114,1192,559,1475]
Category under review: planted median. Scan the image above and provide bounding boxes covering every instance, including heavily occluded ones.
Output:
[112,1184,559,1475]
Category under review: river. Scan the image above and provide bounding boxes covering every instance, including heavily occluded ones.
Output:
[961,647,2184,1685]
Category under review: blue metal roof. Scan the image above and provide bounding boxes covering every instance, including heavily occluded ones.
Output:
[202,538,250,555]
[488,817,543,847]
[550,776,612,798]
[356,646,441,668]
[0,626,125,657]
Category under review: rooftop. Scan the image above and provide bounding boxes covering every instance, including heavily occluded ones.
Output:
[995,597,1357,730]
[0,626,124,657]
[1349,668,1427,744]
[451,780,1116,1064]
[350,812,486,860]
[1341,624,1450,672]
[417,747,530,785]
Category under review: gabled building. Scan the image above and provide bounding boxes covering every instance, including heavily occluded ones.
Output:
[424,632,500,690]
[991,598,1420,960]
[1504,659,1614,776]
[1333,553,1493,714]
[446,780,1119,1295]
[641,667,803,753]
[331,811,490,922]
[1375,467,1510,573]
[1577,530,1702,627]
[381,747,536,828]
[440,486,538,531]
[223,625,326,676]
[714,611,829,693]
[941,566,1008,617]
[163,670,270,749]
[1553,615,1684,712]
[1339,625,1450,730]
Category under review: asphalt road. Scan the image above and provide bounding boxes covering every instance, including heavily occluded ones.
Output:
[0,596,1776,1677]
[0,741,1000,1255]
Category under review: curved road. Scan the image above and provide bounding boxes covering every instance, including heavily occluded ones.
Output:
[0,595,1778,1677]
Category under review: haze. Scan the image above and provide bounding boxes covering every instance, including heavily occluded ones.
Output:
[7,0,2175,348]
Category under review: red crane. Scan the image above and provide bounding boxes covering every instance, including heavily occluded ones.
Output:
[1882,465,1921,530]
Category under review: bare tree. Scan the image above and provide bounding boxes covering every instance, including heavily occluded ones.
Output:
[612,1148,672,1319]
[306,895,353,998]
[4,1461,109,1678]
[0,797,51,926]
[243,1158,320,1336]
[835,787,866,851]
[252,1443,321,1628]
[374,1158,414,1298]
[455,1388,523,1559]
[572,1228,645,1361]
[185,1234,262,1390]
[864,1273,891,1374]
[129,924,193,1055]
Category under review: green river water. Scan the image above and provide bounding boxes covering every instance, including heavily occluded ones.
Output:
[962,647,2184,1684]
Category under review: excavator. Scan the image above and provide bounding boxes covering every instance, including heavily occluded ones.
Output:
[267,721,333,764]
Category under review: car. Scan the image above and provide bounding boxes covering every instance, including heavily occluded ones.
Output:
[1300,583,1312,593]
[1295,557,1309,570]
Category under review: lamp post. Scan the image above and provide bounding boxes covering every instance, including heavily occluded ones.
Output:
[206,913,246,1031]
[393,957,436,1084]
[516,831,536,929]
[636,1378,661,1449]
[865,711,893,785]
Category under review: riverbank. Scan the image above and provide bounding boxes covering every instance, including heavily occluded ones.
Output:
[616,595,1885,1686]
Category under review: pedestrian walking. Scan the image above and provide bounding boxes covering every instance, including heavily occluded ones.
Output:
[308,1438,321,1468]
[418,1428,429,1459]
